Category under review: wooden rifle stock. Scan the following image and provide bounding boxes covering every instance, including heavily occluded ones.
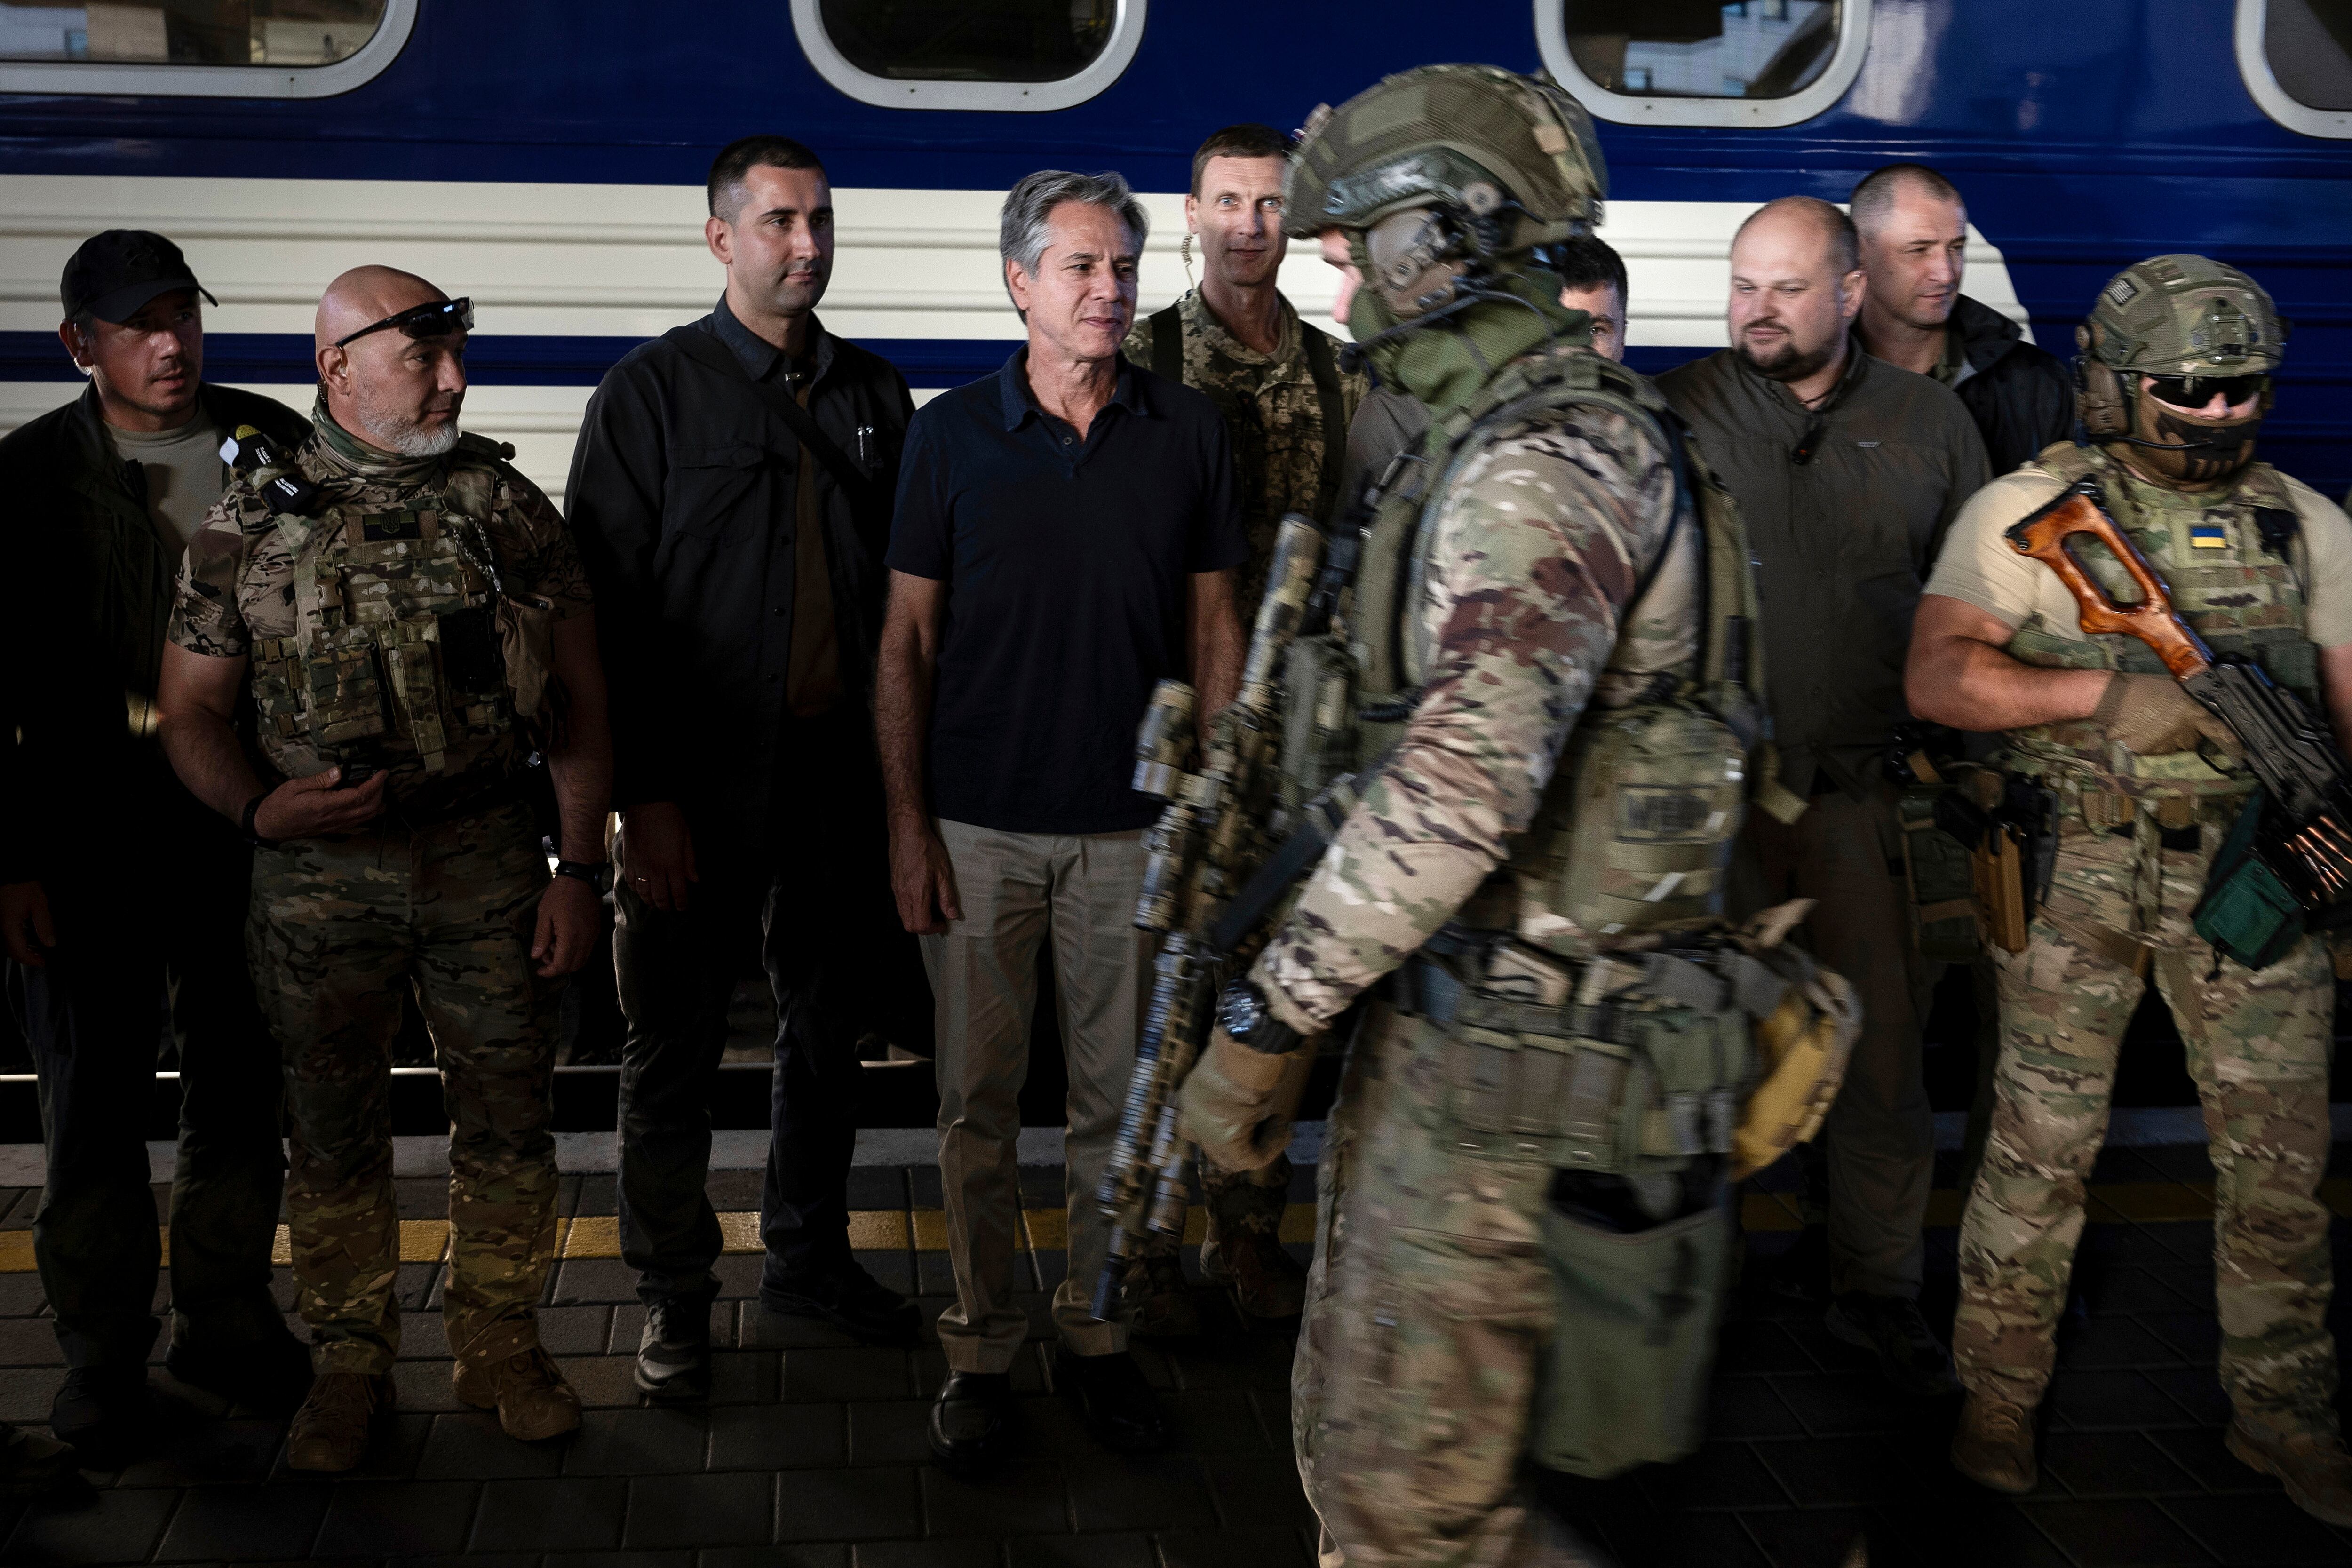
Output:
[2002,480,2214,677]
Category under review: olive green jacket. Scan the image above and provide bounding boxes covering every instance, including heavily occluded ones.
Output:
[0,382,309,879]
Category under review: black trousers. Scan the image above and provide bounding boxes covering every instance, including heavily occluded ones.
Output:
[610,725,907,1305]
[7,818,287,1369]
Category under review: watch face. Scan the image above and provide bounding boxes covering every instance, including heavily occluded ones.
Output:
[1221,985,1263,1040]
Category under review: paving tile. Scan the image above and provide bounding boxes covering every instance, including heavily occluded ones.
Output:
[847,1167,907,1210]
[1881,1498,2074,1568]
[1712,1319,1820,1377]
[2081,1266,2199,1316]
[1057,1452,1214,1532]
[154,1484,329,1561]
[1594,1508,1772,1568]
[2141,1310,2225,1363]
[470,1475,629,1551]
[389,1356,468,1413]
[556,1555,692,1568]
[540,1302,617,1355]
[709,1401,849,1469]
[775,1464,921,1541]
[2147,1425,2287,1494]
[2038,1430,2198,1496]
[2055,1314,2188,1369]
[1156,1388,1268,1455]
[1704,1376,1807,1439]
[711,1349,784,1404]
[314,1479,481,1557]
[2,1487,178,1567]
[560,1352,651,1408]
[2162,1493,2352,1565]
[1200,1450,1316,1531]
[849,1400,938,1466]
[0,1364,67,1423]
[116,1417,285,1486]
[1737,1505,1881,1567]
[1154,1527,1310,1568]
[553,1258,645,1305]
[910,1169,943,1208]
[397,1313,453,1359]
[567,1403,711,1475]
[1767,1372,1909,1436]
[864,1252,919,1296]
[0,1275,47,1314]
[1007,1531,1157,1568]
[2046,1369,2197,1430]
[265,1409,433,1482]
[2142,1365,2235,1426]
[714,1257,767,1298]
[707,1548,850,1568]
[708,1170,767,1210]
[417,1409,567,1477]
[744,1303,872,1350]
[625,1469,777,1548]
[920,1460,1070,1536]
[1152,1334,1297,1393]
[856,1541,1006,1568]
[1631,1440,1786,1513]
[2025,1500,2219,1567]
[0,1317,62,1367]
[786,1346,916,1401]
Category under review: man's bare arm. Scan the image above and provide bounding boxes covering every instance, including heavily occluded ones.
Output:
[2321,643,2352,764]
[1905,593,2111,733]
[158,643,389,838]
[1190,567,1243,719]
[876,570,961,933]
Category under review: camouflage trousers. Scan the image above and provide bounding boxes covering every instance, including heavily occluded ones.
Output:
[248,800,562,1376]
[1137,1150,1292,1273]
[1953,801,2339,1434]
[1292,1003,1604,1568]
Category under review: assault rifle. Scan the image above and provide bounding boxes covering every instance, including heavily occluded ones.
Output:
[2005,479,2352,923]
[1091,515,1327,1320]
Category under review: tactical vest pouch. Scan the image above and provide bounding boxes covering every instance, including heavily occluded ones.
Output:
[1529,1189,1729,1478]
[2193,788,2305,970]
[1279,635,1357,811]
[497,591,564,744]
[1523,704,1745,945]
[303,622,389,748]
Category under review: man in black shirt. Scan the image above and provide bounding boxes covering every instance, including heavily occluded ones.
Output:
[879,168,1246,1474]
[1851,163,2073,476]
[566,136,919,1401]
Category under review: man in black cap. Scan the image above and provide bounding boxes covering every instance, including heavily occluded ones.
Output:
[0,229,313,1462]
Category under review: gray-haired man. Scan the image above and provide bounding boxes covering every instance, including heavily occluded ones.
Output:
[876,168,1246,1472]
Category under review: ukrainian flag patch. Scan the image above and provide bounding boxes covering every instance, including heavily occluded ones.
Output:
[2191,525,2229,549]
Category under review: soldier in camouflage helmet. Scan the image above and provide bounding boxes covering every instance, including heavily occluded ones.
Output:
[1175,66,1782,1566]
[1909,255,2352,1523]
[156,266,616,1471]
[1118,123,1367,1337]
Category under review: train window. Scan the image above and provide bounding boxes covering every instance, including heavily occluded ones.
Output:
[0,0,410,95]
[793,0,1146,111]
[2238,0,2352,137]
[1534,0,1874,127]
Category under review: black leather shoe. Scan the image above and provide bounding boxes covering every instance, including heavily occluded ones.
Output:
[634,1296,713,1401]
[49,1366,154,1467]
[1053,1345,1166,1454]
[761,1261,920,1345]
[928,1369,1014,1474]
[1825,1292,1962,1397]
[166,1326,315,1415]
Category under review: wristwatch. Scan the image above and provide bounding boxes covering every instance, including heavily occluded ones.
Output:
[239,791,279,850]
[1216,978,1301,1056]
[552,859,612,894]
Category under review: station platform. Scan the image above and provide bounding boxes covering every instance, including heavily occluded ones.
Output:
[2,1138,2351,1568]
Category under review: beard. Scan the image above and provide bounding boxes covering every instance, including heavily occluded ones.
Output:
[353,383,463,456]
[1736,330,1841,385]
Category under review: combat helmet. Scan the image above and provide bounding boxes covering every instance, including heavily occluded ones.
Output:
[2076,254,2288,485]
[1285,65,1605,324]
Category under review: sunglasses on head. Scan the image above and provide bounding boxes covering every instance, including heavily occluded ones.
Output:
[333,296,473,349]
[2142,371,2265,410]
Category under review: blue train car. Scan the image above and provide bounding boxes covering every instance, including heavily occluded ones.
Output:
[0,0,2346,508]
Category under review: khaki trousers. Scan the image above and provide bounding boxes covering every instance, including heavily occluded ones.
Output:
[923,819,1146,1372]
[1732,784,1934,1298]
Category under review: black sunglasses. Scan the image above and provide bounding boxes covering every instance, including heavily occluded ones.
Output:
[333,296,473,349]
[2143,371,2265,410]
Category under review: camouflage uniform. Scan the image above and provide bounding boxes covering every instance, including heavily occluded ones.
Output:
[1262,357,1698,1568]
[1933,442,2352,1435]
[168,404,590,1375]
[1121,290,1367,1294]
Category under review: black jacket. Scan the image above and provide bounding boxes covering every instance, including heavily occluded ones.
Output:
[0,382,309,878]
[1947,293,2075,477]
[565,300,914,846]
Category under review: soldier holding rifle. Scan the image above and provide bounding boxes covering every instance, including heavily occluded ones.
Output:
[1908,255,2352,1520]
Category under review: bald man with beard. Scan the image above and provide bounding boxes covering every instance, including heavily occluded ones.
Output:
[157,266,614,1470]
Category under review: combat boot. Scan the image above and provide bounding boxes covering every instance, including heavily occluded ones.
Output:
[2226,1420,2352,1525]
[285,1371,395,1473]
[454,1344,582,1442]
[1949,1392,2037,1494]
[1200,1172,1305,1322]
[1122,1244,1202,1339]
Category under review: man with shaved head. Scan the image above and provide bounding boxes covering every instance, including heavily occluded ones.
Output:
[157,265,615,1469]
[1660,195,1989,1398]
[1851,163,2072,475]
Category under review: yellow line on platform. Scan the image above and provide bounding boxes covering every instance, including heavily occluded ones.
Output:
[0,1180,2333,1273]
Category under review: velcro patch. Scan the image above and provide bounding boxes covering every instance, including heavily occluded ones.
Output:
[2190,525,2229,549]
[2105,276,2140,306]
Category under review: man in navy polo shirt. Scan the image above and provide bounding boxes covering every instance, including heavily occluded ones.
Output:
[877,168,1246,1474]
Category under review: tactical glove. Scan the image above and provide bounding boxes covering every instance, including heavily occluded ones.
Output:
[2091,672,2243,759]
[1180,1026,1316,1175]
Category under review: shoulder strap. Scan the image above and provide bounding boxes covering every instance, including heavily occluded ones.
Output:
[1301,326,1348,523]
[1149,302,1184,384]
[662,326,881,513]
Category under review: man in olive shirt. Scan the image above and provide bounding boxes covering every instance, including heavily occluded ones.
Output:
[1658,197,1990,1396]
